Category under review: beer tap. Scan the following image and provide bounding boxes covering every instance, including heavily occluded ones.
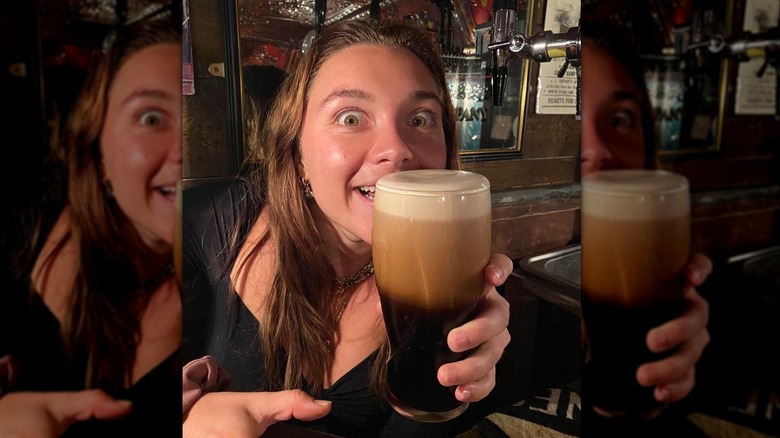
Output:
[488,0,516,107]
[488,9,581,119]
[690,27,780,115]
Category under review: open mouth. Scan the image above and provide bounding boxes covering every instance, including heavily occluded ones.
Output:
[157,185,177,201]
[357,185,375,200]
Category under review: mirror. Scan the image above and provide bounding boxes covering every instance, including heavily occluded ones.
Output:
[234,0,533,161]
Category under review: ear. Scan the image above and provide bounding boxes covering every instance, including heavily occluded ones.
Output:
[99,161,110,182]
[298,159,308,182]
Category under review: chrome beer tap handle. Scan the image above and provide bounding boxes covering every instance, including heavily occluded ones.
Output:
[488,22,581,119]
[692,27,780,115]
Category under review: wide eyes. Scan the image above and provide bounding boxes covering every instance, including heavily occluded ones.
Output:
[337,111,362,127]
[139,110,166,128]
[411,111,434,127]
[607,109,638,131]
[334,109,438,128]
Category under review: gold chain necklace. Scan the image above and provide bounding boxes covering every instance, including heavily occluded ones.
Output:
[332,259,374,323]
[324,259,374,352]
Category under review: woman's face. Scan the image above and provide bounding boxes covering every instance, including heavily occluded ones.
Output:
[581,44,646,176]
[100,43,182,252]
[299,44,447,245]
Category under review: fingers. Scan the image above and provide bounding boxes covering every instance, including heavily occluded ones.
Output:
[485,254,513,287]
[685,253,712,286]
[438,328,509,401]
[455,368,496,402]
[185,390,332,438]
[646,288,709,353]
[447,289,510,353]
[654,369,695,403]
[51,390,132,423]
[253,390,332,423]
[637,325,708,403]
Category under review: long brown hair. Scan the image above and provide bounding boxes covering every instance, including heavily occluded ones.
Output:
[63,19,180,391]
[244,19,460,393]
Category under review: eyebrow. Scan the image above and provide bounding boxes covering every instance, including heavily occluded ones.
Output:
[121,89,175,107]
[612,90,642,104]
[318,89,442,109]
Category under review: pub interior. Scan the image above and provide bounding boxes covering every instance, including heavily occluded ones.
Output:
[1,0,778,436]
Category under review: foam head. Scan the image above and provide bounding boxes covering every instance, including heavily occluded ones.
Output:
[582,170,690,220]
[374,170,491,219]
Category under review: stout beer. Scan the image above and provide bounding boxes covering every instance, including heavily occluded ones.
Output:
[373,170,491,422]
[582,169,690,421]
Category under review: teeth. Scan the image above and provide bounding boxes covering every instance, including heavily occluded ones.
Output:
[159,186,177,195]
[358,185,375,199]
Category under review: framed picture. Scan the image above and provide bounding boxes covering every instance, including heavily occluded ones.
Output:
[455,0,533,159]
[182,0,194,95]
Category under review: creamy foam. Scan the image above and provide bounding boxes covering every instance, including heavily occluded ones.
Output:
[582,170,690,221]
[374,170,491,220]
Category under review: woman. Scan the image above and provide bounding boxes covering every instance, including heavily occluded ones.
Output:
[182,19,512,437]
[0,18,182,437]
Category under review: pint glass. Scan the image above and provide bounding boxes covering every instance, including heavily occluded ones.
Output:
[372,169,492,422]
[581,169,690,421]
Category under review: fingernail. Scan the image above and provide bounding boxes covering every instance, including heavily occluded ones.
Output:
[458,388,472,401]
[314,399,332,406]
[490,265,504,280]
[454,331,470,350]
[656,387,669,402]
[651,332,669,351]
[116,400,133,407]
[443,368,458,385]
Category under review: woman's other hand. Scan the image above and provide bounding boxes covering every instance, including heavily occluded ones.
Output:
[437,253,513,402]
[637,253,712,402]
[0,389,131,437]
[183,389,332,438]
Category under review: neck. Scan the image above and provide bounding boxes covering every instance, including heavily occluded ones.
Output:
[311,205,372,277]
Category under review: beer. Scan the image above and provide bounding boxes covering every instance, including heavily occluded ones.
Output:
[581,169,690,421]
[373,170,491,422]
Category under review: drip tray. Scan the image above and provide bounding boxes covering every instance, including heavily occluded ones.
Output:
[514,244,581,316]
[726,245,780,298]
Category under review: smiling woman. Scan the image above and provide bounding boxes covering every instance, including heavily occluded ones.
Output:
[182,19,512,438]
[0,18,182,438]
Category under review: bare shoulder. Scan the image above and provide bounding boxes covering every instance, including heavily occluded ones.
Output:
[230,208,276,320]
[30,208,76,322]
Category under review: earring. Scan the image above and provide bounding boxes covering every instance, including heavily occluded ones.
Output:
[301,178,314,199]
[103,179,114,198]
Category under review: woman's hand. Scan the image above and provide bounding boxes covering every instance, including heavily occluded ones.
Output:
[637,253,712,402]
[437,253,513,402]
[183,389,332,438]
[0,389,131,437]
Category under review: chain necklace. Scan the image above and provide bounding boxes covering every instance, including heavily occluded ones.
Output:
[333,259,375,322]
[324,259,374,352]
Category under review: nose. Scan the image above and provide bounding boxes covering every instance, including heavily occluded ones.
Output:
[580,119,613,176]
[370,122,414,168]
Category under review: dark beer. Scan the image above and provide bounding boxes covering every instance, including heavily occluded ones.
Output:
[379,293,478,414]
[581,169,690,421]
[373,170,491,422]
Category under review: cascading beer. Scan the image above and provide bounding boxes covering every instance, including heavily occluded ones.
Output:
[581,169,690,422]
[373,170,491,422]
